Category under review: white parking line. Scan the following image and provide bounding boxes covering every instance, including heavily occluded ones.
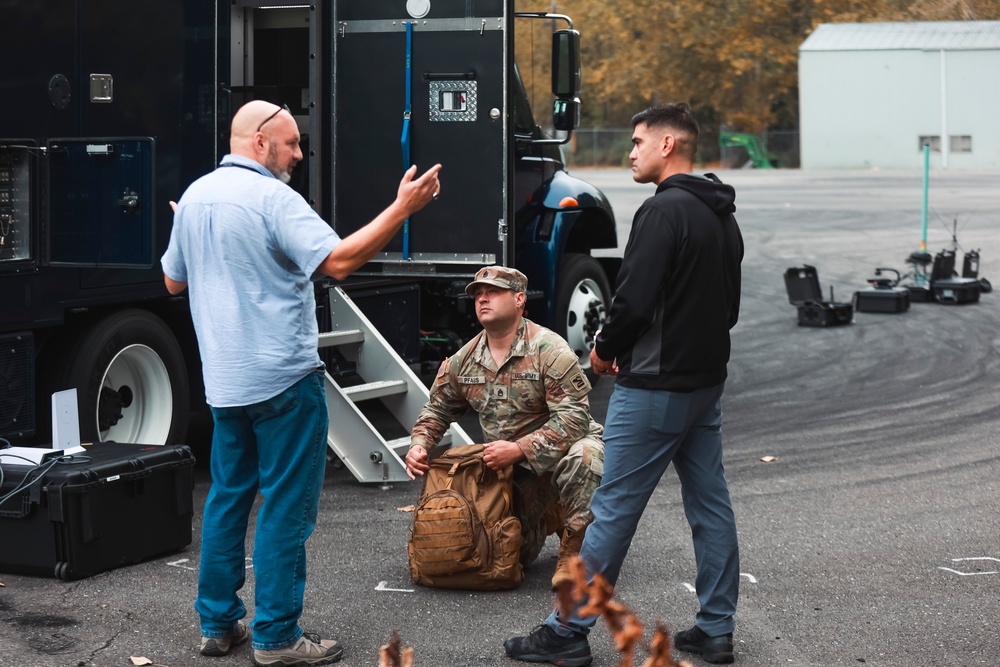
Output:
[938,557,999,576]
[167,558,195,571]
[682,573,757,593]
[938,567,998,576]
[375,580,415,593]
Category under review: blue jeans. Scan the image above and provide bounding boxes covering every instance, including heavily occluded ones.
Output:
[547,382,740,638]
[195,370,328,650]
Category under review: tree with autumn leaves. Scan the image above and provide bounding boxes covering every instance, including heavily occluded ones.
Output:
[515,0,1000,154]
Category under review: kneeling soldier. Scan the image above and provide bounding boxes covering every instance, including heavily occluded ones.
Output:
[405,266,605,588]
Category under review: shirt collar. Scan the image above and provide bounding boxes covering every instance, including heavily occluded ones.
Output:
[219,154,275,179]
[472,318,529,370]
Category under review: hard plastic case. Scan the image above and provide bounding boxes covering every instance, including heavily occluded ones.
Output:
[0,442,194,580]
[854,287,911,313]
[784,265,853,327]
[932,277,981,305]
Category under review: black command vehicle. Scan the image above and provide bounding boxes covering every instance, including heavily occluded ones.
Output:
[0,0,618,458]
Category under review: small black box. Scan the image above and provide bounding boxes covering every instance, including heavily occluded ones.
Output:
[784,265,853,327]
[0,442,195,580]
[933,277,981,305]
[855,287,910,313]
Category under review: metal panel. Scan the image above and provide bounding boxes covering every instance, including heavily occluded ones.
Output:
[332,7,507,269]
[0,0,76,138]
[339,17,505,33]
[46,138,155,267]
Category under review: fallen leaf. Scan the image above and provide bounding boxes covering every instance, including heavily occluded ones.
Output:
[396,505,415,513]
[760,455,778,463]
[379,630,414,667]
[129,658,153,666]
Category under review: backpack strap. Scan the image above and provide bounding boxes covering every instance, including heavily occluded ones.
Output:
[444,460,460,489]
[496,467,513,514]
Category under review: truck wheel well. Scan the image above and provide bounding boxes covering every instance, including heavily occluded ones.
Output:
[563,208,616,255]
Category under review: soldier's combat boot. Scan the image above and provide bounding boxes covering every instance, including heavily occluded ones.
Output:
[551,529,584,590]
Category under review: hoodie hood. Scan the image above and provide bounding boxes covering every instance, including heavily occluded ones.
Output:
[657,172,736,216]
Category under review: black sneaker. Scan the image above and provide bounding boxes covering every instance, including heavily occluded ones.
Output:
[674,625,734,664]
[503,624,592,666]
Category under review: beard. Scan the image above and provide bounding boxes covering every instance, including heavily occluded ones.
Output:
[265,143,293,184]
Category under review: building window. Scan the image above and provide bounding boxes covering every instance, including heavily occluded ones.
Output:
[918,136,941,152]
[950,135,972,153]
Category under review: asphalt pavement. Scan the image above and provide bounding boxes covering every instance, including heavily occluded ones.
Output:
[2,168,999,667]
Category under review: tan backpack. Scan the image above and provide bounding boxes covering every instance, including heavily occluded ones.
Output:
[407,444,524,590]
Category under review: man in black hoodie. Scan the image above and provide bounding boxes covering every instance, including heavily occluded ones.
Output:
[504,103,743,666]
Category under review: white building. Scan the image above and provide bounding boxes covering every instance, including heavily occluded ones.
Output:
[799,21,1000,169]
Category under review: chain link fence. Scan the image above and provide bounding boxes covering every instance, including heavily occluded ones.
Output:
[563,128,800,169]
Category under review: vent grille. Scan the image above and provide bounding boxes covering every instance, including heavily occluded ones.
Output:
[0,333,34,439]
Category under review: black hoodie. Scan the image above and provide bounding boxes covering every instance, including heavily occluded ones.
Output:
[594,172,743,391]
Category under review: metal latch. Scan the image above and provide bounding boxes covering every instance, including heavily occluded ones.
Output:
[90,74,113,103]
[117,189,140,213]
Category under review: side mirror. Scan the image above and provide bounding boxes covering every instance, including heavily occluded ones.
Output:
[551,29,581,98]
[552,97,580,132]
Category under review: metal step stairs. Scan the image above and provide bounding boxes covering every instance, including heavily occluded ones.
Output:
[320,286,472,484]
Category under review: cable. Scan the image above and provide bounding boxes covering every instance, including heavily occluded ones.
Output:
[0,454,92,511]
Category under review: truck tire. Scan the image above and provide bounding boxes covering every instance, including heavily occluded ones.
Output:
[53,310,189,445]
[555,253,611,371]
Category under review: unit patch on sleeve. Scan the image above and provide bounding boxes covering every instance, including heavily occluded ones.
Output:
[562,371,591,398]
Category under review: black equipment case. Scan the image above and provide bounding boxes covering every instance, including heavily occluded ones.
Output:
[930,250,981,305]
[0,442,195,580]
[784,265,853,327]
[854,269,910,313]
[855,287,911,313]
[933,278,981,305]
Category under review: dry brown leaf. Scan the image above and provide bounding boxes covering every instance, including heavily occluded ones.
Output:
[578,572,614,617]
[396,505,415,512]
[551,556,706,667]
[129,658,153,666]
[640,622,675,667]
[378,630,414,667]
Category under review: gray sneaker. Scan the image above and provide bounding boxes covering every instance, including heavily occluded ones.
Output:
[200,621,250,656]
[253,632,343,666]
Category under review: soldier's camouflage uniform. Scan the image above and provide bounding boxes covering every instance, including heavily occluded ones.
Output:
[410,317,604,566]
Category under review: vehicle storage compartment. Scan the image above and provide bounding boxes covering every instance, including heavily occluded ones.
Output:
[784,265,853,327]
[0,442,194,580]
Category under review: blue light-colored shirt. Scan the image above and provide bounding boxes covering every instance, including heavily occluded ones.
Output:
[161,155,340,407]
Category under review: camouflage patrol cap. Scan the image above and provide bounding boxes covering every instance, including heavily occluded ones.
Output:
[465,265,528,296]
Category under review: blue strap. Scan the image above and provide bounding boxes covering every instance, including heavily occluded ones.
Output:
[400,21,413,260]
